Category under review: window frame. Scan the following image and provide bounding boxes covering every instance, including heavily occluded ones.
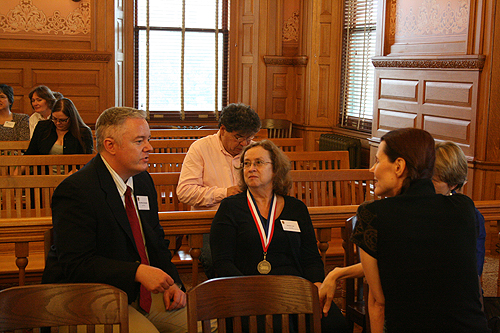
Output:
[133,0,230,122]
[339,0,378,133]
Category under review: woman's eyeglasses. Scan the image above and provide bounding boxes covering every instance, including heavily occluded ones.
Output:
[242,160,273,169]
[51,116,70,124]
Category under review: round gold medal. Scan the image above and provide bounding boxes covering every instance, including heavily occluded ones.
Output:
[257,260,271,274]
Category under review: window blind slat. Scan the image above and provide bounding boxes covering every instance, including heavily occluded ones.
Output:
[340,0,378,132]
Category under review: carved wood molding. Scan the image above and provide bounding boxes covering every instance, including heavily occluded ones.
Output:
[472,160,500,171]
[372,55,485,70]
[0,51,112,62]
[263,56,308,66]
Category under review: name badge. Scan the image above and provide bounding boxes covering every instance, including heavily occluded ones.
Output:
[3,121,15,128]
[136,195,150,210]
[281,220,301,232]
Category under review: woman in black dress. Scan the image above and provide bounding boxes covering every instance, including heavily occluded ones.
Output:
[352,128,489,333]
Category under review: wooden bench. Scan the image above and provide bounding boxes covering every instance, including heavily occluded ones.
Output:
[149,137,305,153]
[0,141,30,156]
[2,201,500,290]
[286,151,350,170]
[267,138,304,151]
[150,139,195,153]
[0,154,94,176]
[0,172,188,219]
[150,128,268,140]
[290,169,378,206]
[0,168,377,287]
[150,172,190,211]
[149,151,349,172]
[0,175,67,219]
[0,153,186,175]
[148,153,186,172]
[0,168,371,218]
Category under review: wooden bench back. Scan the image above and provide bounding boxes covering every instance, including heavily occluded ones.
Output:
[150,172,190,211]
[150,129,218,140]
[148,153,186,172]
[150,128,268,140]
[0,154,94,175]
[267,138,304,152]
[0,153,186,175]
[0,175,67,218]
[286,151,350,170]
[0,141,30,156]
[290,169,378,206]
[0,170,188,219]
[150,139,195,153]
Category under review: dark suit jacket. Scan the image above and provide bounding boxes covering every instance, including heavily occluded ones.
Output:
[42,154,183,304]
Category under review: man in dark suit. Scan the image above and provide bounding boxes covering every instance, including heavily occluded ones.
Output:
[42,107,187,333]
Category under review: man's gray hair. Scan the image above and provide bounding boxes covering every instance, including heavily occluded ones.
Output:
[95,107,147,153]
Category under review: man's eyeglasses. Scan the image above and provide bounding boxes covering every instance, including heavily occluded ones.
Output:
[51,116,70,124]
[242,160,273,169]
[233,133,255,144]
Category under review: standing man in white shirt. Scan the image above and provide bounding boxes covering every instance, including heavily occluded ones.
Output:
[177,103,261,278]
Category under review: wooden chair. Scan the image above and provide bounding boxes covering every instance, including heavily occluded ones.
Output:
[187,275,321,333]
[261,119,293,138]
[286,151,350,170]
[148,153,186,172]
[0,175,67,218]
[0,283,129,333]
[342,216,370,333]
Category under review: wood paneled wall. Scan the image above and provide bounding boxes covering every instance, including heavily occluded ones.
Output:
[4,0,499,202]
[369,0,500,200]
[229,0,346,151]
[0,0,115,126]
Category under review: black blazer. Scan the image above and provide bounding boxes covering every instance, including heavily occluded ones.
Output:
[42,154,183,303]
[25,120,93,155]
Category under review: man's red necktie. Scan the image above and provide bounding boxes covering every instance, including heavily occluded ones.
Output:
[125,186,152,313]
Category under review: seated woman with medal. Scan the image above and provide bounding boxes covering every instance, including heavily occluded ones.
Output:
[210,139,348,333]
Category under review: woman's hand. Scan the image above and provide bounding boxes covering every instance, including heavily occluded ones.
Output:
[319,264,364,316]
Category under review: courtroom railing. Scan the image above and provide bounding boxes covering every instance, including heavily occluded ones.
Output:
[1,201,499,290]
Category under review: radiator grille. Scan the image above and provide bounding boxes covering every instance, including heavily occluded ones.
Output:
[319,133,361,168]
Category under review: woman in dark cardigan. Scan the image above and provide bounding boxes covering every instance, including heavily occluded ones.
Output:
[25,97,93,156]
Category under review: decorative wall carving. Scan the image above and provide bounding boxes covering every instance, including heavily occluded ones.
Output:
[283,11,299,42]
[263,56,308,66]
[0,51,111,62]
[0,0,90,35]
[390,0,469,38]
[372,56,485,69]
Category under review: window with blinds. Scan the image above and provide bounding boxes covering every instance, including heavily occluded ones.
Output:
[134,0,229,120]
[339,0,378,133]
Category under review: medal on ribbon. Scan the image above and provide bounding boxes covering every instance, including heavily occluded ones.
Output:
[247,190,277,274]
